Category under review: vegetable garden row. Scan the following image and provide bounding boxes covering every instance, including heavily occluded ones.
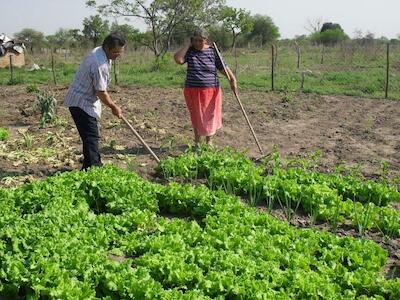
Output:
[159,148,400,237]
[0,148,399,299]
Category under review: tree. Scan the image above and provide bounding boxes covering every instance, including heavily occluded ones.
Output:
[216,6,253,75]
[47,29,87,50]
[304,18,323,34]
[208,25,231,50]
[246,14,279,47]
[86,0,225,60]
[353,28,363,40]
[110,22,143,49]
[14,28,45,54]
[320,22,343,33]
[53,28,71,49]
[82,15,110,47]
[311,22,347,46]
[168,22,197,49]
[378,36,389,43]
[218,6,253,51]
[67,29,87,48]
[294,35,308,43]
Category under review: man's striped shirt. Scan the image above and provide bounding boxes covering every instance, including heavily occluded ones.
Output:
[64,47,111,119]
[184,46,226,88]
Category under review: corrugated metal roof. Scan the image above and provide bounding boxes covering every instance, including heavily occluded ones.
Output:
[0,33,25,56]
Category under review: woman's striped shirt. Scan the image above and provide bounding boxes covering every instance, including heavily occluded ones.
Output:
[184,46,226,88]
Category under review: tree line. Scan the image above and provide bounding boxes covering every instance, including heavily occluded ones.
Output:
[12,0,400,58]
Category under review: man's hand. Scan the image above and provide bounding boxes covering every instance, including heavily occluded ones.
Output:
[111,105,122,118]
[95,91,122,118]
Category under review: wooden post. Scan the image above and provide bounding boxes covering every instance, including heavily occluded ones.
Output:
[320,45,325,64]
[9,55,14,83]
[114,60,119,85]
[274,44,278,67]
[51,50,57,85]
[295,42,300,69]
[385,43,389,99]
[234,44,238,76]
[271,44,275,91]
[301,72,305,90]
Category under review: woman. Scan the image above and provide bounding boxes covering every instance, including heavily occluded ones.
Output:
[174,28,237,146]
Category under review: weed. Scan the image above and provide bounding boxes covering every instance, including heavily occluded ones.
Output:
[35,90,57,128]
[364,115,375,133]
[0,128,9,141]
[26,84,40,93]
[7,76,24,85]
[109,139,117,150]
[18,129,34,148]
[161,135,177,152]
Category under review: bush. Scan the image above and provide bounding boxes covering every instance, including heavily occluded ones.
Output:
[150,55,172,72]
[7,76,24,85]
[311,26,348,46]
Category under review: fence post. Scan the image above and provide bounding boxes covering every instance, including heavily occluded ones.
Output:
[9,55,14,83]
[301,72,305,90]
[271,44,275,91]
[114,60,119,85]
[385,43,389,99]
[295,42,301,69]
[234,43,239,76]
[320,45,325,64]
[51,50,57,85]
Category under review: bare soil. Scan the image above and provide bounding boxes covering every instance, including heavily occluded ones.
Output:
[2,85,400,178]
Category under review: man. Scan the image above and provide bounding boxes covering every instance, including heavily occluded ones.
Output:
[65,32,125,170]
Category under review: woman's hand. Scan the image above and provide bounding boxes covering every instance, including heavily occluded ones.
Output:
[174,40,191,64]
[229,78,238,94]
[223,67,238,93]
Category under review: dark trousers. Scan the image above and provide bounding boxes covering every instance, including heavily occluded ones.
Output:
[69,107,102,170]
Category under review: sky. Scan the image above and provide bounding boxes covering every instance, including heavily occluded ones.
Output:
[1,0,399,39]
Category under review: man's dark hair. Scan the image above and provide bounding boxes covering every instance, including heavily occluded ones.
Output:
[102,32,126,49]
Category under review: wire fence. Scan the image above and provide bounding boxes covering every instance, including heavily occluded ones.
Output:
[1,42,399,99]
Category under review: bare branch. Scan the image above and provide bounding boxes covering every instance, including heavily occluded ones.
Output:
[304,18,323,34]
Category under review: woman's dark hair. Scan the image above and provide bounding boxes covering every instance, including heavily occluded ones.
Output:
[102,32,126,49]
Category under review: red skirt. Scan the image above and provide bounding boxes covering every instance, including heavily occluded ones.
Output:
[183,87,222,136]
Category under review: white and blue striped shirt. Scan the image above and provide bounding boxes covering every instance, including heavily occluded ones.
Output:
[64,47,112,119]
